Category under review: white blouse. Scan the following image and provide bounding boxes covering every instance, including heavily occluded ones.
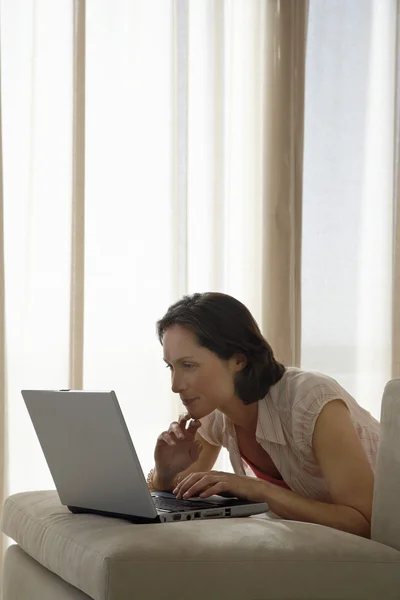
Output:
[198,367,380,502]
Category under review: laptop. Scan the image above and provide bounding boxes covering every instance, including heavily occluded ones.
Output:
[21,390,269,523]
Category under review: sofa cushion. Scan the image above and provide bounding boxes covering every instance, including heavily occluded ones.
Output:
[2,490,400,600]
[2,544,92,600]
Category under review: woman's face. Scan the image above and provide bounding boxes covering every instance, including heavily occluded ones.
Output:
[162,325,242,419]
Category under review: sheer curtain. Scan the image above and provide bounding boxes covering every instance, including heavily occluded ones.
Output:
[0,0,308,566]
[302,0,397,419]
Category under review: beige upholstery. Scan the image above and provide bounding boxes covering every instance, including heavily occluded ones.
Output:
[372,379,400,550]
[2,378,400,600]
[2,490,400,600]
[2,544,91,600]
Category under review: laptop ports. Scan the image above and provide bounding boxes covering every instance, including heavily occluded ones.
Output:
[173,514,181,521]
[194,512,201,519]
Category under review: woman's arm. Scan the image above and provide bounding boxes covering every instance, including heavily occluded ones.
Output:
[174,400,374,537]
[260,484,371,538]
[252,399,374,537]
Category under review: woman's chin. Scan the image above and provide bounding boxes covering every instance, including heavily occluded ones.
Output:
[186,406,200,419]
[183,400,204,419]
[187,406,212,421]
[183,395,218,420]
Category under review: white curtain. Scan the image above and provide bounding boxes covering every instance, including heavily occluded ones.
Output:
[2,0,74,495]
[302,0,397,419]
[1,0,288,502]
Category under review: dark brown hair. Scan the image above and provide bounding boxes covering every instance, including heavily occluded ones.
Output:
[156,292,285,405]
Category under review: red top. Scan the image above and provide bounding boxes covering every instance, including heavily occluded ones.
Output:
[241,455,290,489]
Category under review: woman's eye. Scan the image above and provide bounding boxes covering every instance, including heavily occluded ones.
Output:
[165,363,195,370]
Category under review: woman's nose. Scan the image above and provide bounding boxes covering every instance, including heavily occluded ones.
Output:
[171,372,186,394]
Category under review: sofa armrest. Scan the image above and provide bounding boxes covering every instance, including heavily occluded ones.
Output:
[371,378,400,550]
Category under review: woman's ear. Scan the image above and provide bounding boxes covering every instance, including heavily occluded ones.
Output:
[233,353,247,372]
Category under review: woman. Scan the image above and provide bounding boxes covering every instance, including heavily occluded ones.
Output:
[148,292,379,538]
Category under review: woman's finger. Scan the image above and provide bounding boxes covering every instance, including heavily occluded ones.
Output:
[173,472,202,497]
[199,482,228,498]
[186,419,202,436]
[158,432,176,446]
[168,422,185,440]
[177,414,191,430]
[180,474,217,499]
[173,474,193,496]
[198,483,227,499]
[177,414,201,436]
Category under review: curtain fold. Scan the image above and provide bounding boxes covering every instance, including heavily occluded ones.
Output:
[70,0,86,390]
[0,51,7,579]
[393,0,400,379]
[394,173,400,378]
[261,0,308,366]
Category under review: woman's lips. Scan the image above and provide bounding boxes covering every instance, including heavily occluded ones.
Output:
[182,397,199,406]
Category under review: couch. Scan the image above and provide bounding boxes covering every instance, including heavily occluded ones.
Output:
[1,379,400,600]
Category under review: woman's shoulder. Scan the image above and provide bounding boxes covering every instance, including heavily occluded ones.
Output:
[270,366,360,420]
[272,366,347,407]
[271,367,379,451]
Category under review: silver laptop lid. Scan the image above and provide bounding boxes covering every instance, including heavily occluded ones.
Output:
[21,390,158,520]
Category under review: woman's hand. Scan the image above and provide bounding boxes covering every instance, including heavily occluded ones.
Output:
[154,414,203,486]
[173,470,269,503]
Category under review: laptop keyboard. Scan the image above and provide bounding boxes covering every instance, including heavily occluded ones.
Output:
[152,495,219,512]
